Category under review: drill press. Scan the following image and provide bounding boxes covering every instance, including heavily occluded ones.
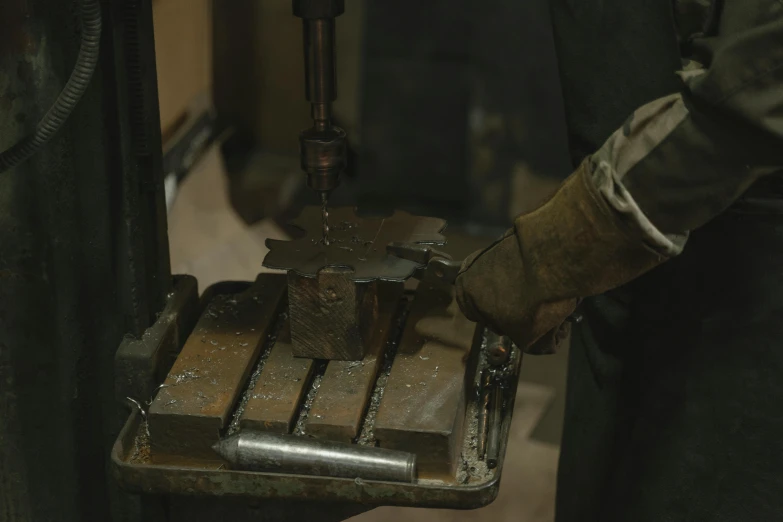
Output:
[293,0,347,245]
[111,0,524,512]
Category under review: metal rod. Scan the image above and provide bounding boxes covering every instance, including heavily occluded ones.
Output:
[486,386,503,469]
[213,431,417,483]
[477,371,492,459]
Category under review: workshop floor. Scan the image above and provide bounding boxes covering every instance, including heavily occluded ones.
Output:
[168,146,568,522]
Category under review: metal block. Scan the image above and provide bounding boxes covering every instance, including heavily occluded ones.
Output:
[305,282,404,441]
[374,281,479,478]
[288,268,380,360]
[148,275,287,458]
[240,318,315,433]
[115,275,201,404]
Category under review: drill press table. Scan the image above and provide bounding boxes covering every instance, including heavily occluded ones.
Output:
[111,209,523,509]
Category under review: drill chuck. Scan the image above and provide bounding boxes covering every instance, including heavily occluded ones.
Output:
[300,127,346,192]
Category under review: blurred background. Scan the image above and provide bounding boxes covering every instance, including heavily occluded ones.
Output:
[156,1,572,520]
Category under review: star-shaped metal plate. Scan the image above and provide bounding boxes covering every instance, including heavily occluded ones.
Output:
[263,207,447,282]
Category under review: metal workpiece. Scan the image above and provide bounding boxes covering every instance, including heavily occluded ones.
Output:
[213,432,417,483]
[263,206,447,282]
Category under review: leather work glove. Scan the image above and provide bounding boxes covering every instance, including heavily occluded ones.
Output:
[456,159,666,354]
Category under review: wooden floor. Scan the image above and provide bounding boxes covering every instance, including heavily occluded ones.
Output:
[167,146,567,522]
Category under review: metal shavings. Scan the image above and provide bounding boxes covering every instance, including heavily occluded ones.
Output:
[129,421,152,464]
[171,368,200,384]
[125,397,147,421]
[293,361,328,436]
[356,303,409,446]
[225,314,286,436]
[146,383,169,406]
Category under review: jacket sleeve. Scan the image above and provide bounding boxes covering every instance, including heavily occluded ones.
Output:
[588,4,783,258]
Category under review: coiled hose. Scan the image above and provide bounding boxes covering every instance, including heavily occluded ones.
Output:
[0,0,102,173]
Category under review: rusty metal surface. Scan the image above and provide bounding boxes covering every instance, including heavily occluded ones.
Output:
[288,268,379,360]
[112,410,503,509]
[304,282,404,442]
[112,274,523,510]
[374,281,480,478]
[240,318,315,434]
[263,206,447,282]
[115,275,201,404]
[147,275,287,458]
[111,336,524,508]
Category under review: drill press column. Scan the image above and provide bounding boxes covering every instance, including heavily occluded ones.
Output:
[294,0,347,200]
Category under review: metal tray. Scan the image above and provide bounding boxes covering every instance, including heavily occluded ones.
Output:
[111,279,522,510]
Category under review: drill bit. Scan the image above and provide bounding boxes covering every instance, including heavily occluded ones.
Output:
[321,192,331,246]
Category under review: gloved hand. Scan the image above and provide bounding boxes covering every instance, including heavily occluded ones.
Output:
[456,159,666,353]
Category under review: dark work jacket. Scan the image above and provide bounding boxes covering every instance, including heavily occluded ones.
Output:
[549,0,783,520]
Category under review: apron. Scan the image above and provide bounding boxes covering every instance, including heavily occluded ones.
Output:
[549,1,783,520]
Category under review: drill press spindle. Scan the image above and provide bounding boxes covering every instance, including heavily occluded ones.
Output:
[294,0,347,246]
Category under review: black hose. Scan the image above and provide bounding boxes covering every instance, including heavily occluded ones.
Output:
[0,0,102,173]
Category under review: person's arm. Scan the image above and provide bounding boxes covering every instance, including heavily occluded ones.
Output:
[456,10,783,353]
[595,11,783,253]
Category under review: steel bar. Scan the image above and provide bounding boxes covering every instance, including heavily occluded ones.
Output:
[240,317,315,434]
[213,431,417,483]
[477,371,492,460]
[148,275,287,458]
[304,282,403,440]
[375,281,480,478]
[486,386,503,469]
